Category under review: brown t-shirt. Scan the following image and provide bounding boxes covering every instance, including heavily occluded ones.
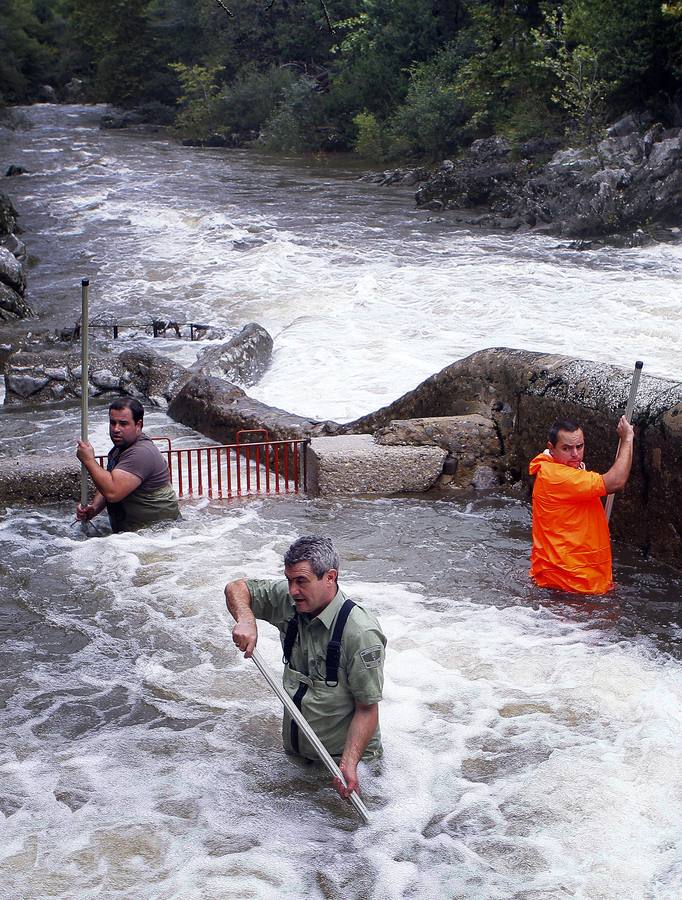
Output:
[107,434,171,491]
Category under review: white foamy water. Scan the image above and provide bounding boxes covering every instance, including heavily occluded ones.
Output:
[1,498,682,899]
[2,106,682,898]
[1,104,680,423]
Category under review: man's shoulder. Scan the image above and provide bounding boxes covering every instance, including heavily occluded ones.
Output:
[344,600,385,644]
[115,436,156,460]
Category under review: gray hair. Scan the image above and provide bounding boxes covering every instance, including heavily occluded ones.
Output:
[284,535,339,579]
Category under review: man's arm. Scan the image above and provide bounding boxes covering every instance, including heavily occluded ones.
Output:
[225,579,259,658]
[602,416,635,494]
[334,702,379,800]
[76,440,141,502]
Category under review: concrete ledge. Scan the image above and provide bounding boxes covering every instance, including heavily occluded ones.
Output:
[0,456,82,505]
[306,434,447,497]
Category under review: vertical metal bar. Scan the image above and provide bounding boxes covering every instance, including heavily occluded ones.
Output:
[283,441,290,492]
[605,360,644,522]
[293,442,300,494]
[177,451,184,498]
[197,447,204,496]
[274,445,281,494]
[264,440,271,495]
[301,440,310,492]
[207,448,213,498]
[226,446,233,498]
[245,446,252,494]
[236,445,242,497]
[187,449,194,496]
[216,447,223,499]
[255,444,261,494]
[80,278,90,507]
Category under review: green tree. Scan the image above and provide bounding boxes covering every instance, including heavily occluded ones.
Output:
[71,0,168,104]
[169,62,224,138]
[532,7,610,145]
[0,0,66,103]
[565,0,680,110]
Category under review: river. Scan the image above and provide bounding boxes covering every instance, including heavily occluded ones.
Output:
[1,105,682,899]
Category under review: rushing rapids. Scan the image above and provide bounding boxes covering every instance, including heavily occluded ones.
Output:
[1,105,682,899]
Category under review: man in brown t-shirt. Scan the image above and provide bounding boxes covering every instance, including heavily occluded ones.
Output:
[76,397,179,533]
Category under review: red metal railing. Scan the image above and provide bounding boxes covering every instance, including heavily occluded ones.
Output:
[96,433,308,500]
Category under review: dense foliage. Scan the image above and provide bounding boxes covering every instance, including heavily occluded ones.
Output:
[2,0,682,159]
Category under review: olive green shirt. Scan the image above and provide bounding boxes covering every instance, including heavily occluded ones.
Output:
[246,579,386,761]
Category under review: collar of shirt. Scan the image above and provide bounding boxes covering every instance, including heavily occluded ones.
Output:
[308,587,348,630]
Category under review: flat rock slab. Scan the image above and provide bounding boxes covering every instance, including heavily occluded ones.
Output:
[306,434,446,497]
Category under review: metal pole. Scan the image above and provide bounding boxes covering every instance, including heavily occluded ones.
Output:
[249,646,371,824]
[605,360,643,522]
[80,278,90,507]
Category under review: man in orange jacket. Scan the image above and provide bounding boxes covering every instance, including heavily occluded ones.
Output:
[529,416,635,594]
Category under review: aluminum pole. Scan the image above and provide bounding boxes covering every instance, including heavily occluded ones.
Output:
[80,278,90,507]
[250,646,371,824]
[605,360,643,522]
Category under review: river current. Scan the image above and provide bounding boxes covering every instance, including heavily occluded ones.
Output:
[1,105,682,899]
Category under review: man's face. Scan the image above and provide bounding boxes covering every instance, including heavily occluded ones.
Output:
[284,561,337,617]
[548,428,585,468]
[109,407,142,448]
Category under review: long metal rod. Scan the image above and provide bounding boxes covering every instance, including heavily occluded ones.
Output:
[80,278,90,507]
[605,360,643,522]
[249,646,371,824]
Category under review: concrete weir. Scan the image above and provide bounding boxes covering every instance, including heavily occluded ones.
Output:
[306,435,446,497]
[2,347,681,570]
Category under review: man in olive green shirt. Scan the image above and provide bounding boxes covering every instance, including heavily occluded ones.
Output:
[225,535,386,801]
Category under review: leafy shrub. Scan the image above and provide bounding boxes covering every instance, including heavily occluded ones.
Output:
[352,110,387,160]
[260,76,322,152]
[215,65,297,138]
[389,45,470,158]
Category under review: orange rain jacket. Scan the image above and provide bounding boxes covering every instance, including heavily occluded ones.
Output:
[529,451,613,594]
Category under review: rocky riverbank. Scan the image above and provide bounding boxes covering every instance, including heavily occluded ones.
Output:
[363,114,682,245]
[0,190,32,322]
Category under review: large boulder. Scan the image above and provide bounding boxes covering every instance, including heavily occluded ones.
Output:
[191,323,273,386]
[168,374,337,445]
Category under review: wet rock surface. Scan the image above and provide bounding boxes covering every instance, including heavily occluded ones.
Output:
[3,342,192,407]
[0,193,33,322]
[167,374,337,445]
[190,323,273,386]
[2,324,275,406]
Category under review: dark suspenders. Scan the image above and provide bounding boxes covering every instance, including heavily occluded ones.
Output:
[283,598,356,753]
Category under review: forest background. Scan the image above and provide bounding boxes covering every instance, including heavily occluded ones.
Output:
[2,0,682,161]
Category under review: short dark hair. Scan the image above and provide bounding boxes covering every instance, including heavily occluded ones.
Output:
[284,535,339,579]
[109,397,144,424]
[548,419,581,445]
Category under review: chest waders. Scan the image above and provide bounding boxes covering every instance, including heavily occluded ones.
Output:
[282,598,356,754]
